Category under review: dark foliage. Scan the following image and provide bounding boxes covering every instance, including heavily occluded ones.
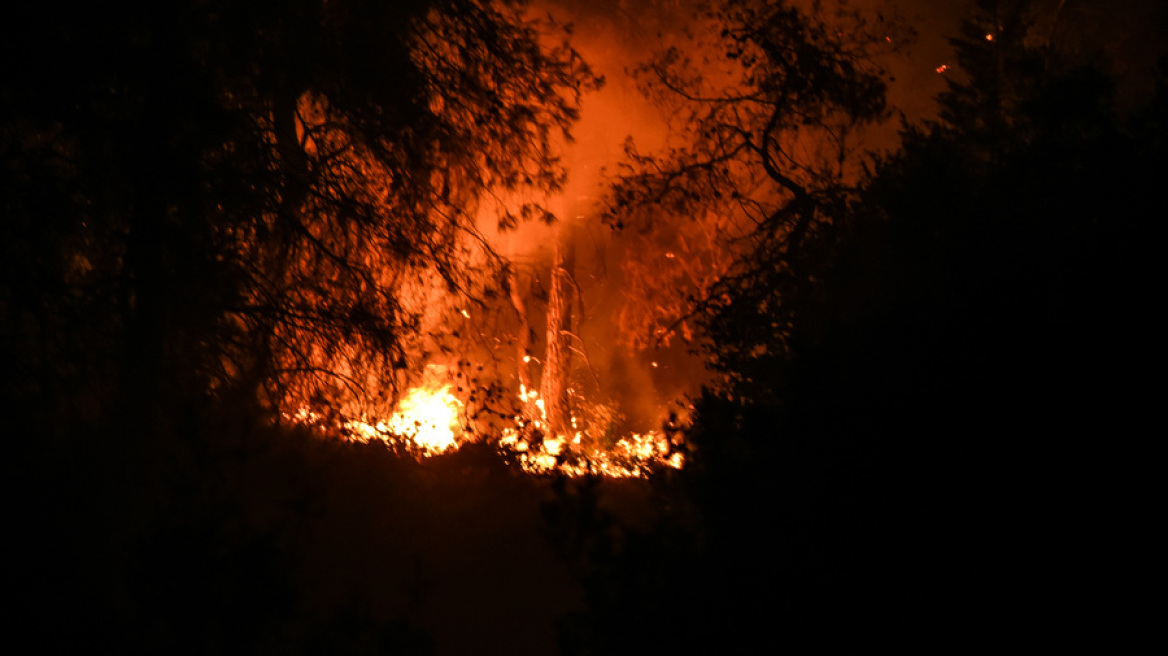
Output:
[600,0,897,351]
[557,1,1164,652]
[1,0,597,431]
[2,1,594,652]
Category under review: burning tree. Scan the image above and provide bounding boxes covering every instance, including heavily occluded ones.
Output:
[1,0,599,431]
[239,1,605,422]
[1,2,612,649]
[539,237,576,438]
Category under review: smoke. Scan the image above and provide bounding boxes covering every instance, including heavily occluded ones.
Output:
[536,1,700,429]
[438,0,1166,442]
[467,0,976,430]
[475,0,1168,432]
[467,1,702,431]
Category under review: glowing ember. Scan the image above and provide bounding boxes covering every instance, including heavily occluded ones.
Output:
[291,380,685,478]
[496,386,685,478]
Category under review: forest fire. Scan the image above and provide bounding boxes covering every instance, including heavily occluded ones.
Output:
[344,384,464,455]
[10,0,1162,651]
[295,380,684,478]
[499,427,684,478]
[496,385,685,477]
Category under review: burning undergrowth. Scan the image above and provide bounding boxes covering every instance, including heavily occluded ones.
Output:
[291,366,687,479]
[285,0,718,478]
[283,219,695,479]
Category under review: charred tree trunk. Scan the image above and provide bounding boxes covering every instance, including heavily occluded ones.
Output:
[508,264,536,417]
[541,236,575,437]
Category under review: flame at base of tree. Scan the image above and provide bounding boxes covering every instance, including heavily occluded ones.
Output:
[497,385,685,477]
[284,186,691,477]
[290,381,684,478]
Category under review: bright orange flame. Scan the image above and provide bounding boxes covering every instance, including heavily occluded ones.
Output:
[385,385,463,453]
[308,384,465,456]
[496,386,684,478]
[291,382,684,478]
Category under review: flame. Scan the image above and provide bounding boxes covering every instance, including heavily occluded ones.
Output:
[498,425,683,478]
[291,380,684,478]
[384,385,463,453]
[496,386,685,478]
[299,383,466,456]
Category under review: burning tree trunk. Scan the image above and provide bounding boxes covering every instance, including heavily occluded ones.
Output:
[508,264,536,414]
[540,237,575,437]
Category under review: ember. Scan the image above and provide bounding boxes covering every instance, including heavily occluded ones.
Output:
[292,381,684,478]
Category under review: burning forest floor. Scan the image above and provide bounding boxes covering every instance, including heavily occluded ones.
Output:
[291,378,689,480]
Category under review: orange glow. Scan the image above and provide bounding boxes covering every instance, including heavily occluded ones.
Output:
[936,64,949,74]
[384,385,463,453]
[495,386,684,478]
[300,382,467,456]
[290,381,685,478]
[286,2,713,479]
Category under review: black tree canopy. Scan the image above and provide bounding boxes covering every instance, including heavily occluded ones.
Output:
[601,0,893,374]
[1,0,599,429]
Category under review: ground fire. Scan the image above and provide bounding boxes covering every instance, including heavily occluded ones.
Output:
[289,224,694,476]
[294,381,685,477]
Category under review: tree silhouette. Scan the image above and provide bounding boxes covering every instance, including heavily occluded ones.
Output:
[3,2,598,651]
[1,0,598,433]
[556,1,1164,651]
[601,0,895,360]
